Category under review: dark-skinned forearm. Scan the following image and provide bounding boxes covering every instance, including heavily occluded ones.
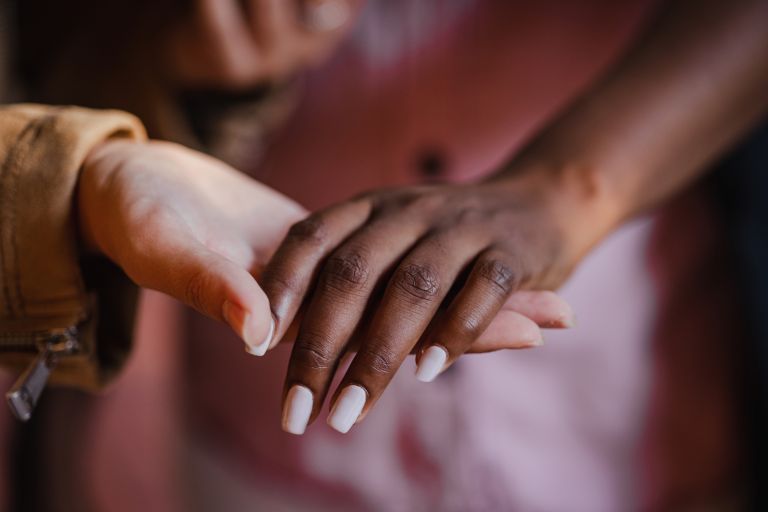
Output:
[496,0,768,258]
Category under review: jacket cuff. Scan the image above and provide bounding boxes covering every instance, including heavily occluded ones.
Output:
[0,104,146,390]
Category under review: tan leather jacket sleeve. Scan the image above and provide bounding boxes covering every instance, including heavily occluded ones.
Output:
[0,104,146,391]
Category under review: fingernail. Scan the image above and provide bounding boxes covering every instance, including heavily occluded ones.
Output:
[327,385,366,434]
[267,315,283,350]
[532,336,545,347]
[282,385,313,435]
[415,345,448,383]
[222,301,275,356]
[244,315,275,356]
[544,315,575,329]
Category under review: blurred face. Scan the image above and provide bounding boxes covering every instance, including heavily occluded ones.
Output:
[165,0,363,90]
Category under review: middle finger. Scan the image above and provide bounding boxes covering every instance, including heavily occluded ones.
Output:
[325,231,485,433]
[280,215,425,434]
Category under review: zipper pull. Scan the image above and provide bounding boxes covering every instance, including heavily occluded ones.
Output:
[6,346,53,421]
[5,329,78,422]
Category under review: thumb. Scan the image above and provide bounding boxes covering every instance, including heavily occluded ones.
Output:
[131,238,275,355]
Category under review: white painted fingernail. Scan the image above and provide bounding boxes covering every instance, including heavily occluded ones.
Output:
[327,385,366,434]
[282,385,313,435]
[244,315,275,356]
[415,345,448,383]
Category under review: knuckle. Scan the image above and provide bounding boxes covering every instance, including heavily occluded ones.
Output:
[356,343,399,375]
[322,250,370,292]
[451,310,487,340]
[477,258,518,295]
[292,332,337,371]
[287,216,327,246]
[392,263,441,301]
[261,267,300,297]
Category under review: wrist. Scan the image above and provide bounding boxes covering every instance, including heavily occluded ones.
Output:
[77,139,135,258]
[486,156,623,264]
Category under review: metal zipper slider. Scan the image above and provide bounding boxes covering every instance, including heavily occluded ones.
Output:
[5,328,79,422]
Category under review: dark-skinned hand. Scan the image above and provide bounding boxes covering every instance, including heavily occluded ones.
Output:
[261,175,582,434]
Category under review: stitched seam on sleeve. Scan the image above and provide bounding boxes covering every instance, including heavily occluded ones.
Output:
[0,114,56,318]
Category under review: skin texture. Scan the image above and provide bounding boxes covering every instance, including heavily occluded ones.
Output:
[77,140,573,355]
[263,179,575,418]
[262,0,768,432]
[78,140,306,351]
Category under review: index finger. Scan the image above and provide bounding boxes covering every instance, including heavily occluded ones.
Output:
[259,199,372,353]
